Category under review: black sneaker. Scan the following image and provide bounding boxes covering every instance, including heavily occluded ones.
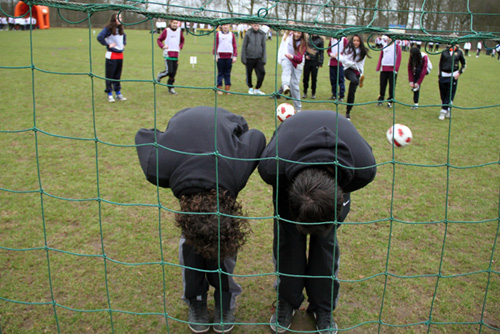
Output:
[329,95,336,100]
[302,93,307,99]
[338,97,344,102]
[311,309,338,334]
[376,101,383,106]
[213,307,235,333]
[270,300,296,334]
[387,102,392,108]
[188,300,210,333]
[345,112,351,120]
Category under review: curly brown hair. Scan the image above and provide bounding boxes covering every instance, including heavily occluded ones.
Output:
[176,189,250,259]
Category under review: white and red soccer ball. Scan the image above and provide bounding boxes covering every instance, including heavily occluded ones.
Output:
[276,103,295,122]
[386,124,413,147]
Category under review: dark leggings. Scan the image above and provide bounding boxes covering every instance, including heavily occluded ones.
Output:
[344,68,359,112]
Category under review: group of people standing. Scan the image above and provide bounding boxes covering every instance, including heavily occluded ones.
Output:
[0,16,37,30]
[96,14,470,122]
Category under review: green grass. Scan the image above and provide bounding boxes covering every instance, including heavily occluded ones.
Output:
[1,27,499,334]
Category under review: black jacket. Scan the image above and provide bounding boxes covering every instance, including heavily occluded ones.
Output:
[258,110,376,194]
[305,35,324,65]
[136,106,266,198]
[439,47,466,75]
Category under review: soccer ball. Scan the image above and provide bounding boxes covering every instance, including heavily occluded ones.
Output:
[276,103,295,122]
[386,124,413,147]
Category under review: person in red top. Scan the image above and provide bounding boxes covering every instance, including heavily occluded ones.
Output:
[376,35,402,108]
[407,47,430,110]
[213,24,237,95]
[156,20,185,95]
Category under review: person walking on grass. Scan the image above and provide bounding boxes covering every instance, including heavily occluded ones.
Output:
[97,13,127,103]
[241,23,267,95]
[213,24,237,95]
[157,20,185,95]
[259,109,377,334]
[135,106,266,334]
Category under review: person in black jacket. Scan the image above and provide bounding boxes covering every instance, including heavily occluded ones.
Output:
[241,24,267,95]
[259,110,376,334]
[302,34,324,99]
[135,106,266,334]
[438,45,466,120]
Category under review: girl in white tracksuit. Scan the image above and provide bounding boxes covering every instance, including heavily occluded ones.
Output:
[278,31,312,112]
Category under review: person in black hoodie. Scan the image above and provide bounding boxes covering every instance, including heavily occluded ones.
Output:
[259,110,376,334]
[437,44,466,120]
[302,34,324,99]
[135,106,266,334]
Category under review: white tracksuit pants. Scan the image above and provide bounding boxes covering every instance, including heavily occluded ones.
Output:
[281,59,304,111]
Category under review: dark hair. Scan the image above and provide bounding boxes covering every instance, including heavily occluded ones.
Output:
[409,46,422,71]
[105,13,124,35]
[346,34,370,61]
[176,189,250,259]
[288,168,344,235]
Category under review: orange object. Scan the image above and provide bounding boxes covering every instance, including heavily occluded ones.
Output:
[14,1,50,29]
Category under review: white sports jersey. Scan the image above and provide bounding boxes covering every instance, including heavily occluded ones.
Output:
[217,32,234,54]
[165,28,181,52]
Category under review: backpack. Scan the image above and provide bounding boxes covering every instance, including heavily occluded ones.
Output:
[422,52,432,74]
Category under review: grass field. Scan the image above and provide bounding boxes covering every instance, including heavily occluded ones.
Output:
[1,26,499,334]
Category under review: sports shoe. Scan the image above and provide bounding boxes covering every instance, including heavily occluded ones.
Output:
[302,93,307,98]
[387,102,392,108]
[282,85,290,95]
[213,307,235,333]
[248,88,254,94]
[156,73,162,82]
[310,309,338,334]
[338,97,344,102]
[270,300,296,334]
[169,88,178,95]
[188,300,210,333]
[411,104,418,110]
[446,109,451,119]
[108,94,115,103]
[377,102,383,106]
[438,109,447,120]
[359,74,365,88]
[345,111,351,120]
[217,86,223,95]
[116,94,127,101]
[329,95,336,100]
[254,89,265,95]
[311,94,316,99]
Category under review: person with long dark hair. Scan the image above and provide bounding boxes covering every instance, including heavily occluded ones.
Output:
[278,30,315,112]
[339,34,370,120]
[259,110,377,334]
[97,13,127,102]
[407,46,430,110]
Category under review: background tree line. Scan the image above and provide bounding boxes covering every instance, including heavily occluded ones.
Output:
[1,0,499,35]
